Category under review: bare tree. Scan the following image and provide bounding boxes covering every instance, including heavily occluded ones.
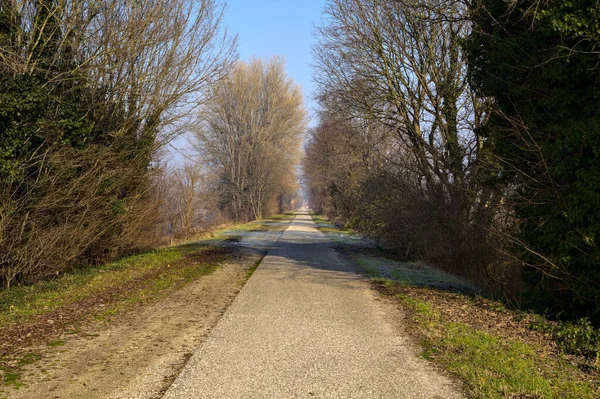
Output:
[169,163,205,240]
[195,57,307,221]
[309,0,512,290]
[0,0,237,286]
[314,0,487,193]
[1,0,236,137]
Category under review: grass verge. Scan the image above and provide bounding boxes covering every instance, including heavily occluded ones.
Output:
[0,214,290,389]
[376,279,599,399]
[310,213,600,399]
[245,258,263,280]
[0,244,232,389]
[224,212,295,233]
[309,213,349,234]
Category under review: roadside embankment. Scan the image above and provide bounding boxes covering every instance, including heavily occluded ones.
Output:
[311,213,600,399]
[0,213,294,398]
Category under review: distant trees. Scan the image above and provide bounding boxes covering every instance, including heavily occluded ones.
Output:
[303,115,393,233]
[157,162,206,241]
[0,2,304,288]
[195,57,306,221]
[0,0,235,287]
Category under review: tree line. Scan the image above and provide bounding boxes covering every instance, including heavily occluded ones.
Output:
[157,57,305,241]
[0,1,305,287]
[195,57,306,222]
[304,0,600,324]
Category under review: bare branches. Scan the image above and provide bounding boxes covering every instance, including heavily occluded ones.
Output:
[1,0,237,144]
[307,0,513,294]
[195,57,306,221]
[314,0,487,192]
[0,0,237,286]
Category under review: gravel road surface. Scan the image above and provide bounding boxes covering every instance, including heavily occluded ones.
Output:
[163,211,465,398]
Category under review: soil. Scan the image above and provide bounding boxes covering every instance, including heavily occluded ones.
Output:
[3,251,264,399]
[0,247,234,359]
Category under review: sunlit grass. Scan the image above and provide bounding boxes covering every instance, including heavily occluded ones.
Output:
[218,213,294,234]
[0,245,206,327]
[406,293,597,398]
[0,213,293,329]
[0,214,292,390]
[373,278,599,398]
[309,214,352,234]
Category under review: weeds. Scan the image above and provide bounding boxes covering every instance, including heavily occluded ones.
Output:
[246,258,263,280]
[0,352,41,389]
[2,372,22,388]
[551,319,600,361]
[17,353,40,366]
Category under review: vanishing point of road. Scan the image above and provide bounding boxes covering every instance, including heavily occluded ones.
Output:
[164,211,465,398]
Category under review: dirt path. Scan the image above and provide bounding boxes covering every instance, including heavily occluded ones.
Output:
[6,252,263,399]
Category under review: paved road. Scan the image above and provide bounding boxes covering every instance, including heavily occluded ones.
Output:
[164,212,464,398]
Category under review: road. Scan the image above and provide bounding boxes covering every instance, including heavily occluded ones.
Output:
[164,211,464,398]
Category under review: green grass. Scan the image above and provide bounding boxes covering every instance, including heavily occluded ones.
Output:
[2,372,22,388]
[16,353,41,366]
[0,213,296,390]
[91,248,225,321]
[0,212,295,342]
[376,278,599,399]
[0,213,294,329]
[262,212,296,221]
[416,299,596,398]
[0,244,211,328]
[0,352,41,390]
[245,258,263,280]
[0,243,230,388]
[309,214,352,234]
[219,213,294,234]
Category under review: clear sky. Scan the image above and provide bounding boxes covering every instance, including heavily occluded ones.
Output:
[168,1,325,163]
[222,0,326,127]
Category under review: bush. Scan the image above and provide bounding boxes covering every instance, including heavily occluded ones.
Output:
[552,318,600,361]
[467,0,600,324]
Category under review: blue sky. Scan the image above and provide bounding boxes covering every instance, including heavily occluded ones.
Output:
[169,1,325,163]
[223,0,326,126]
